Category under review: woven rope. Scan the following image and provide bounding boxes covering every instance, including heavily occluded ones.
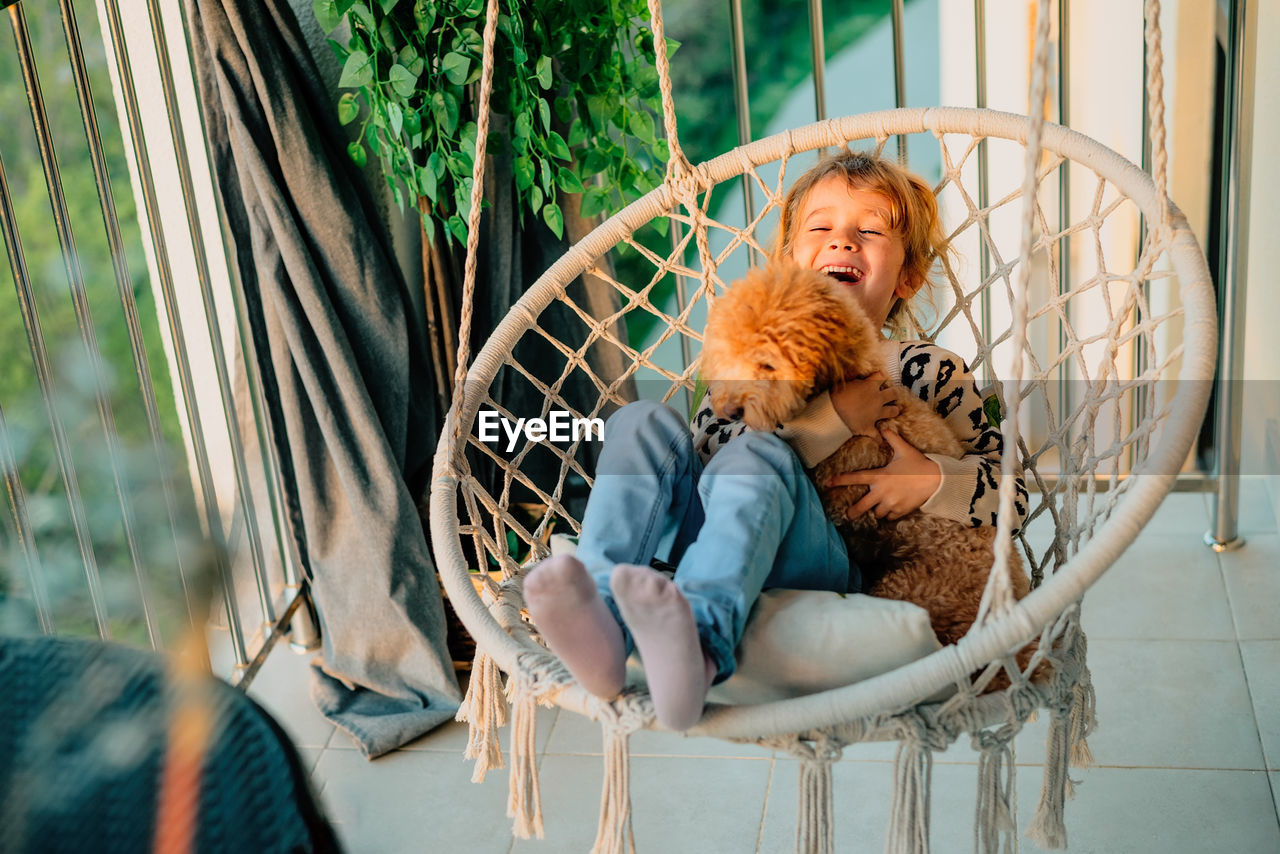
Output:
[444,0,500,458]
[645,0,692,184]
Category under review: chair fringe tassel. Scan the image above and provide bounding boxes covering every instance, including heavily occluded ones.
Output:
[456,650,507,782]
[796,749,836,854]
[505,677,544,839]
[886,734,933,854]
[1027,703,1071,849]
[973,734,1017,854]
[591,723,636,854]
[1067,665,1097,774]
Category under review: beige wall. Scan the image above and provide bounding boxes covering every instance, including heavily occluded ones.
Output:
[1239,0,1279,527]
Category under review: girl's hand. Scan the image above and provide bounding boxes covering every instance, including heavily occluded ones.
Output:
[827,428,942,520]
[830,372,901,437]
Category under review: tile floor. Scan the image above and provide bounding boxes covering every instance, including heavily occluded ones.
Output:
[224,481,1280,853]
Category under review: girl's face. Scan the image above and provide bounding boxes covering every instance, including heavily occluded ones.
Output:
[790,176,915,331]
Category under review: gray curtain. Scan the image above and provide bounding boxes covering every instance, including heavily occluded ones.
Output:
[183,0,460,758]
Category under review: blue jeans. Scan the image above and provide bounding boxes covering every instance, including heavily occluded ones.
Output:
[575,400,852,683]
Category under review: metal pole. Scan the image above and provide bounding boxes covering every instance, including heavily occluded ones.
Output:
[1206,0,1253,551]
[808,0,827,122]
[1056,0,1071,435]
[891,0,907,162]
[670,221,694,416]
[0,401,55,634]
[975,0,992,386]
[728,0,759,267]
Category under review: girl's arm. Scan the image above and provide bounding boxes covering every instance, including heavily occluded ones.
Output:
[897,343,1030,532]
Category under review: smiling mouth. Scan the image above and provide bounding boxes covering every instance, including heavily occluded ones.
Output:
[821,264,864,284]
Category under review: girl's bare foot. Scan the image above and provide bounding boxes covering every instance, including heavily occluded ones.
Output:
[610,564,715,730]
[524,556,626,698]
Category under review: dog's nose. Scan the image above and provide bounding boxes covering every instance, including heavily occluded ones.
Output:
[725,405,744,421]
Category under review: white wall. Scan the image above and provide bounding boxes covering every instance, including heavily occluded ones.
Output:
[1239,0,1280,530]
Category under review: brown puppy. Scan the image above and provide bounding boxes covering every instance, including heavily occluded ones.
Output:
[701,262,1037,689]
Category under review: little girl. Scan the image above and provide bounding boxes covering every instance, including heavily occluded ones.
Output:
[525,151,1028,730]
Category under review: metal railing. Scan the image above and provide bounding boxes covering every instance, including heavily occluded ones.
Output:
[0,0,314,687]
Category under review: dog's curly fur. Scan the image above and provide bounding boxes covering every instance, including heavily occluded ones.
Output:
[701,262,1037,688]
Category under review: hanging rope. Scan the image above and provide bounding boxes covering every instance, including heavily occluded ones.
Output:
[1144,0,1172,234]
[644,0,692,185]
[445,0,501,461]
[980,0,1052,626]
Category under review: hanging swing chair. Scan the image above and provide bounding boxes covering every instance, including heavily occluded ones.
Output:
[429,0,1217,850]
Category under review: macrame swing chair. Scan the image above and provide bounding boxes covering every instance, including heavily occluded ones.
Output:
[428,0,1217,849]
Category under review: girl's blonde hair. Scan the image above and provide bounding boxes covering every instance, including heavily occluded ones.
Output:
[771,150,950,338]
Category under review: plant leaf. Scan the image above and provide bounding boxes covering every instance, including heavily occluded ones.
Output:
[349,2,374,31]
[337,92,360,125]
[556,166,585,194]
[513,157,534,191]
[338,50,374,88]
[542,202,564,239]
[431,91,459,135]
[418,165,437,202]
[442,52,471,86]
[389,63,417,97]
[313,0,341,33]
[379,0,399,12]
[628,110,655,145]
[567,117,586,146]
[580,186,607,218]
[413,0,436,33]
[538,97,551,133]
[535,56,553,89]
[347,141,367,168]
[387,101,403,136]
[545,130,571,162]
[448,214,467,244]
[514,111,532,142]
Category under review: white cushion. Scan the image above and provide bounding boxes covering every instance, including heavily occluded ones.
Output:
[546,534,942,704]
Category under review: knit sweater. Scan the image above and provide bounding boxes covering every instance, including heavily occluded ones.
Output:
[691,339,1029,531]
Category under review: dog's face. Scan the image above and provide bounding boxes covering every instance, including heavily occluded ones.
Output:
[701,263,882,431]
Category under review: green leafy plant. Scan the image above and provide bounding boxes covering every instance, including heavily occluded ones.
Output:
[314,0,674,243]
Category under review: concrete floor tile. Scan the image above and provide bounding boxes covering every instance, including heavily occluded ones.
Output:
[1241,641,1280,770]
[1015,765,1280,853]
[1220,535,1280,640]
[312,746,514,854]
[1081,530,1235,641]
[512,753,772,854]
[1017,639,1265,770]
